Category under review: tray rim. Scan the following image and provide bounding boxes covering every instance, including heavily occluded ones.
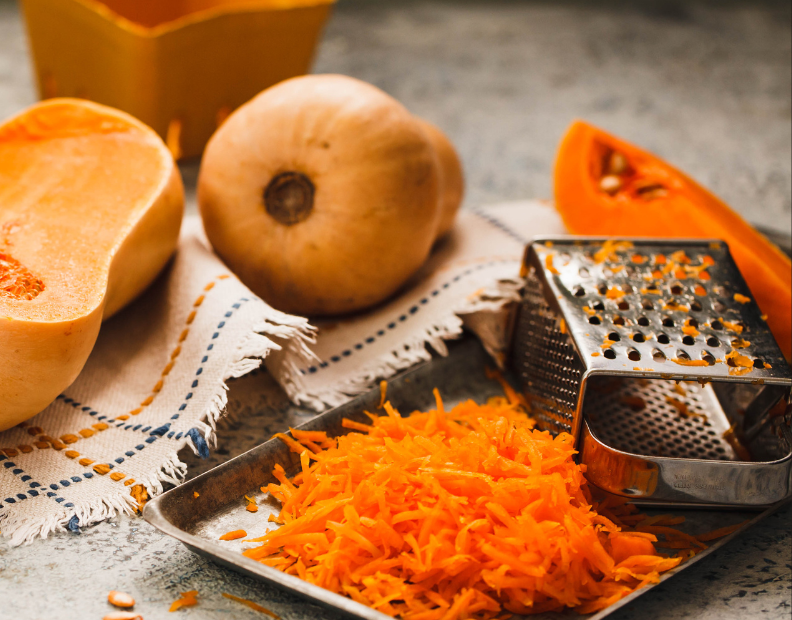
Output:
[143,339,789,620]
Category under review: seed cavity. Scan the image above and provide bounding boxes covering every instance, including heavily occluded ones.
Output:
[0,251,45,301]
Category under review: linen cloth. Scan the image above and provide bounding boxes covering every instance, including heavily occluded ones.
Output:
[0,200,564,544]
[0,220,315,545]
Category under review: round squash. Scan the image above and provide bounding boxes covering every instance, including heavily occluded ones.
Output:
[0,99,184,430]
[198,74,441,316]
[415,118,464,239]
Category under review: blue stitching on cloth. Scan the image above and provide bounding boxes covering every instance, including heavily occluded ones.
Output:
[298,258,516,375]
[67,514,81,533]
[470,207,530,245]
[54,298,250,434]
[50,297,252,483]
[0,454,73,510]
[186,428,210,459]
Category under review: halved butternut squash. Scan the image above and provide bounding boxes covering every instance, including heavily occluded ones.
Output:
[554,120,792,360]
[0,98,184,430]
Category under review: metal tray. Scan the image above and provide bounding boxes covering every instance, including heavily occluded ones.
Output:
[144,338,783,620]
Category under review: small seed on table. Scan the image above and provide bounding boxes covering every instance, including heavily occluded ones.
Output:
[108,591,135,608]
[103,612,142,620]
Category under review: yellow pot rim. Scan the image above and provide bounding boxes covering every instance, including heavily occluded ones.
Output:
[72,0,336,38]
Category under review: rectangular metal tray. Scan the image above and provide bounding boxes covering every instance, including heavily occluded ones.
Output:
[144,337,781,620]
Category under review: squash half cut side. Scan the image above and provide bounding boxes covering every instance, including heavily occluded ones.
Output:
[0,98,184,430]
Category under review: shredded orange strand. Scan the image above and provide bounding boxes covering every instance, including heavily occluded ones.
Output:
[696,520,749,542]
[593,239,633,264]
[545,253,560,275]
[733,294,751,304]
[249,392,686,617]
[620,396,646,411]
[169,590,198,612]
[671,358,709,367]
[220,529,247,541]
[222,593,280,618]
[725,350,753,371]
[719,318,744,334]
[379,381,389,408]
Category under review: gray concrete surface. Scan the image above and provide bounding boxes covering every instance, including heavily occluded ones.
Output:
[0,0,790,619]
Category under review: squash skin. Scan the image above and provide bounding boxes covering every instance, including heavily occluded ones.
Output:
[199,74,441,316]
[415,118,465,239]
[0,99,183,430]
[554,120,792,360]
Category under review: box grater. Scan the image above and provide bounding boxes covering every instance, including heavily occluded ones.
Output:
[509,237,792,506]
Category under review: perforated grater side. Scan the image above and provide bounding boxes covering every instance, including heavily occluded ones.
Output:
[508,237,792,506]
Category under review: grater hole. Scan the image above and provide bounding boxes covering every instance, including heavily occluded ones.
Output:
[662,317,675,327]
[593,300,605,311]
[603,348,616,359]
[687,318,699,328]
[670,282,684,295]
[676,349,691,360]
[653,348,666,361]
[713,301,726,313]
[627,348,641,361]
[714,286,727,297]
[701,350,716,365]
[597,283,608,295]
[632,331,645,343]
[573,286,586,297]
[579,267,590,278]
[691,301,703,312]
[618,300,630,311]
[711,319,723,330]
[682,335,696,346]
[588,316,601,325]
[608,331,621,341]
[657,333,670,344]
[753,358,765,369]
[637,316,650,327]
[642,300,654,311]
[613,315,625,326]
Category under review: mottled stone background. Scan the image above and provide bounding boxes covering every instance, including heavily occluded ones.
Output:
[0,1,790,619]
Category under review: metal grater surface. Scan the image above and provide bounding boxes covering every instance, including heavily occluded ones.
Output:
[510,270,584,435]
[509,237,792,505]
[583,378,736,461]
[511,237,790,445]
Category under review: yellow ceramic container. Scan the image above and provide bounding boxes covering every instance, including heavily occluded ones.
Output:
[21,0,334,158]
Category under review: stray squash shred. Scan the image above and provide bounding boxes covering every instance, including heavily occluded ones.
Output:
[222,593,281,618]
[237,390,743,618]
[169,590,198,612]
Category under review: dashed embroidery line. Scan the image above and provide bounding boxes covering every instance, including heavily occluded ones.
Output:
[157,296,250,443]
[0,421,111,459]
[36,296,251,498]
[118,275,230,421]
[471,207,530,245]
[0,275,231,458]
[299,258,516,375]
[0,453,72,511]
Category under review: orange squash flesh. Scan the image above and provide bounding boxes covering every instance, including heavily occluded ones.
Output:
[554,121,792,360]
[0,99,183,430]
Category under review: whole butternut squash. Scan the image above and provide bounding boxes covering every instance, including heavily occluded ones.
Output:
[0,99,184,430]
[198,74,441,316]
[415,118,465,239]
